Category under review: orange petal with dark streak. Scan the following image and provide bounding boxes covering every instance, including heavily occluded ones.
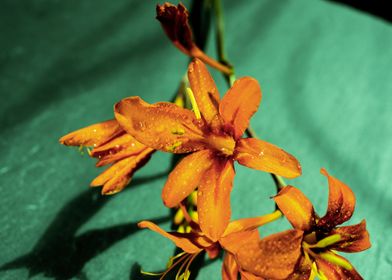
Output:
[114,96,206,153]
[316,257,363,280]
[59,119,123,147]
[274,186,315,231]
[138,221,202,254]
[90,133,148,167]
[219,77,261,139]
[198,159,235,242]
[162,149,213,208]
[188,59,221,125]
[90,148,153,194]
[235,138,302,179]
[237,229,303,279]
[330,220,371,253]
[317,168,356,230]
[222,253,240,280]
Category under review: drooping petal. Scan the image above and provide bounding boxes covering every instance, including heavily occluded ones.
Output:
[59,119,123,147]
[188,59,221,125]
[330,220,371,253]
[90,148,153,194]
[138,221,202,254]
[198,159,235,242]
[219,77,262,139]
[162,150,213,207]
[223,210,282,236]
[237,229,303,279]
[222,253,240,280]
[274,186,315,231]
[317,168,356,230]
[316,257,363,280]
[156,3,195,55]
[235,138,302,179]
[114,96,206,153]
[90,133,148,167]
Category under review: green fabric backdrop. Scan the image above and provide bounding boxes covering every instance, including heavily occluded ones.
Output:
[1,0,391,279]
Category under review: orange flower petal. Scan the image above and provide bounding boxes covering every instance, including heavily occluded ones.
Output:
[114,96,206,153]
[222,253,240,280]
[286,256,312,280]
[317,168,356,230]
[219,77,262,139]
[138,221,202,254]
[235,138,302,179]
[59,119,123,147]
[223,210,282,236]
[90,148,153,195]
[330,220,371,253]
[90,133,148,167]
[274,186,315,231]
[220,229,260,254]
[316,257,363,280]
[162,150,213,208]
[198,159,235,242]
[237,229,303,279]
[188,59,221,125]
[156,3,195,55]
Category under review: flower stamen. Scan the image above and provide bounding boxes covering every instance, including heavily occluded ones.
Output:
[186,87,201,119]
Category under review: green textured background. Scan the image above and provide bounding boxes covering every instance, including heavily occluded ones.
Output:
[1,0,391,279]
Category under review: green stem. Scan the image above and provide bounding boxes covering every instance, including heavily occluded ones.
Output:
[213,0,287,194]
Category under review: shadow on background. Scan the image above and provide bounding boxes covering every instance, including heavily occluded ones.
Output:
[327,0,392,23]
[1,173,168,280]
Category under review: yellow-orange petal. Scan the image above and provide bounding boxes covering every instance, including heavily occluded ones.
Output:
[156,3,195,55]
[188,59,221,125]
[223,210,282,236]
[198,159,235,242]
[330,220,371,253]
[114,96,206,153]
[138,221,202,254]
[90,133,148,167]
[90,148,153,195]
[219,77,262,139]
[274,186,315,231]
[317,168,356,230]
[235,138,302,179]
[237,229,303,279]
[222,253,240,280]
[162,149,213,208]
[315,256,363,280]
[220,229,260,255]
[59,119,123,147]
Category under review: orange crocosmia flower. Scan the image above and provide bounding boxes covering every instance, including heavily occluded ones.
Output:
[156,2,231,75]
[237,168,371,279]
[114,59,301,242]
[59,119,154,195]
[138,210,285,280]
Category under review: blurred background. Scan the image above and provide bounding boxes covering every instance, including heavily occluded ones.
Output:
[0,0,391,279]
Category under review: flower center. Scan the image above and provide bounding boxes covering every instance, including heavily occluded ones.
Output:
[205,134,236,156]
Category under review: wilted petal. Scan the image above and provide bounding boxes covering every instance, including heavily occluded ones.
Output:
[90,133,148,167]
[222,253,239,280]
[274,186,315,231]
[316,257,363,280]
[59,119,123,147]
[162,150,213,207]
[188,59,220,125]
[90,148,153,194]
[223,210,282,236]
[219,77,261,139]
[237,229,303,279]
[317,168,356,230]
[235,138,301,178]
[198,159,235,242]
[330,220,371,253]
[138,221,202,254]
[114,96,206,153]
[156,3,195,55]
